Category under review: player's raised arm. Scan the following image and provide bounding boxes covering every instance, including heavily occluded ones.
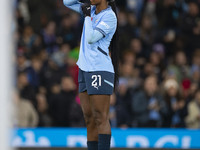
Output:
[63,0,81,13]
[81,4,103,44]
[82,4,116,44]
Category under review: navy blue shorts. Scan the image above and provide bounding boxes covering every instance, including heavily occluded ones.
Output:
[78,69,114,95]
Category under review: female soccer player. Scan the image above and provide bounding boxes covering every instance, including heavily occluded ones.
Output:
[63,0,118,149]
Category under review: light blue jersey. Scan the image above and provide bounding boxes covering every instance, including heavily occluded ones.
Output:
[63,0,117,73]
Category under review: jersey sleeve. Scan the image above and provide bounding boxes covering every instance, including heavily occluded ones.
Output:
[63,0,81,13]
[94,13,117,37]
[85,17,104,44]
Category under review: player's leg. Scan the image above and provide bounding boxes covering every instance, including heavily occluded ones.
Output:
[79,92,98,141]
[90,95,111,134]
[78,68,98,150]
[85,71,114,150]
[90,95,111,150]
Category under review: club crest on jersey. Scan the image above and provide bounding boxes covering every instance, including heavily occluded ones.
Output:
[95,19,99,23]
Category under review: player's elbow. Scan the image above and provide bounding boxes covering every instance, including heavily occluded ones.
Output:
[63,0,74,6]
[87,39,95,44]
[87,31,102,44]
[87,36,95,44]
[86,28,105,44]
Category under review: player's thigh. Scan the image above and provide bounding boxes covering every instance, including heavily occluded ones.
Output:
[79,92,93,119]
[90,95,110,120]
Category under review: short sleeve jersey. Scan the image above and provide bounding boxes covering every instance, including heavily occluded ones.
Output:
[76,6,117,73]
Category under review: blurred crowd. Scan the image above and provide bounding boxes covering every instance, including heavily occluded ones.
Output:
[15,0,200,128]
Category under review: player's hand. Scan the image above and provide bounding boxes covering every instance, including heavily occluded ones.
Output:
[81,3,91,17]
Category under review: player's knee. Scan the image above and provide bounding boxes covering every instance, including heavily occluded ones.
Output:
[83,113,94,126]
[93,110,108,126]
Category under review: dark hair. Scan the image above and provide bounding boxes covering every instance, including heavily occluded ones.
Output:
[107,0,119,89]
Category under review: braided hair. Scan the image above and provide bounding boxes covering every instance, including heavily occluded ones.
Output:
[107,0,119,89]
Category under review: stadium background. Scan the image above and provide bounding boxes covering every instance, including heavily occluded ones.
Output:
[14,0,200,149]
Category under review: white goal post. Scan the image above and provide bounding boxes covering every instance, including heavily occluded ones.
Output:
[0,0,15,150]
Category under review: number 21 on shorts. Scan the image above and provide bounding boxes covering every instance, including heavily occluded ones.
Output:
[91,75,101,89]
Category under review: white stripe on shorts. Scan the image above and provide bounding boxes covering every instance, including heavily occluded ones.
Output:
[104,79,114,87]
